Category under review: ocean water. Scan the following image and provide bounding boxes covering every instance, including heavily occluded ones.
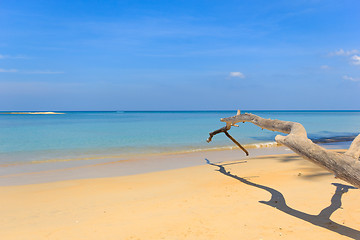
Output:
[0,110,359,165]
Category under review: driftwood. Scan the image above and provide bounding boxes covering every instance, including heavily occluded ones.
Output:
[207,111,360,188]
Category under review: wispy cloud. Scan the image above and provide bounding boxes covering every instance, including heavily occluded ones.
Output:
[0,69,64,74]
[229,72,245,78]
[24,70,64,74]
[351,55,360,65]
[0,68,18,73]
[320,65,330,69]
[343,75,360,82]
[0,54,27,59]
[330,49,359,56]
[329,49,360,67]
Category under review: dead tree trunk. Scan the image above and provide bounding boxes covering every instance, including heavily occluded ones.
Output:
[207,111,360,188]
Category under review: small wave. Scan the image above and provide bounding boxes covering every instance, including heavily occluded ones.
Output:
[0,142,282,166]
[248,141,281,148]
[173,141,282,154]
[3,136,353,167]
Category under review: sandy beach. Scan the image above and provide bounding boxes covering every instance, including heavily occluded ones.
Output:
[3,0,360,238]
[1,150,360,240]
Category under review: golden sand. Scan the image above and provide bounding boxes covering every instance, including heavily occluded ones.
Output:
[1,152,359,239]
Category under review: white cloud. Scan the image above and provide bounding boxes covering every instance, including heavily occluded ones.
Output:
[351,55,360,65]
[331,49,359,56]
[229,72,245,78]
[320,65,330,69]
[343,75,360,82]
[0,68,18,73]
[329,49,360,67]
[24,70,64,74]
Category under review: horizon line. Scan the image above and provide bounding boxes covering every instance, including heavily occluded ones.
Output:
[1,110,360,112]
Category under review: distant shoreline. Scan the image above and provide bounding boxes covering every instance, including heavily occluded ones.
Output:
[0,112,65,114]
[1,110,360,113]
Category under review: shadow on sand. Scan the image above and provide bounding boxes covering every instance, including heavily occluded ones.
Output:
[205,158,360,239]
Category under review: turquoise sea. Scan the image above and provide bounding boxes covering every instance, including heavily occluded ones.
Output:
[0,110,360,166]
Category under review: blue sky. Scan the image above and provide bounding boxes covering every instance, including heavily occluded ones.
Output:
[0,0,359,110]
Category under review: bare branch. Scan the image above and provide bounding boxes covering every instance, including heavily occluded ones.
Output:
[223,131,249,156]
[207,126,229,143]
[207,126,249,156]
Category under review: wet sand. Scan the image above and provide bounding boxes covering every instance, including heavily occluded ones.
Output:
[0,146,290,186]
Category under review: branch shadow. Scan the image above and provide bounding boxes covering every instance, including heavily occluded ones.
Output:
[205,158,360,239]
